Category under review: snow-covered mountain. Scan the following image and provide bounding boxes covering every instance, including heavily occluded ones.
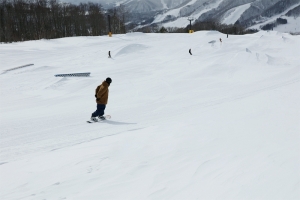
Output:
[87,0,188,11]
[98,0,299,33]
[248,2,300,33]
[121,0,188,12]
[149,0,300,32]
[59,0,300,32]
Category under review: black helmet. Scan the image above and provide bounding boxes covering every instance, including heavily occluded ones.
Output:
[106,77,112,84]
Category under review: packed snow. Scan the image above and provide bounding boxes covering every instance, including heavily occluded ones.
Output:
[0,31,300,200]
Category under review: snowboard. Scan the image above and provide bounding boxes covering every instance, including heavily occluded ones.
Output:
[87,115,111,123]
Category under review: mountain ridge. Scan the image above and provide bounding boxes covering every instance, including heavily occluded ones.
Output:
[131,0,300,32]
[63,0,300,32]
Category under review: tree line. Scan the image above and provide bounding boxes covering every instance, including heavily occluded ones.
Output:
[136,20,258,35]
[0,0,127,43]
[261,18,288,31]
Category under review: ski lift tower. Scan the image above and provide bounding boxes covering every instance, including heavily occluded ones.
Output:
[188,17,194,33]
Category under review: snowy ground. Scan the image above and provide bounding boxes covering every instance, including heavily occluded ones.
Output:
[0,31,300,200]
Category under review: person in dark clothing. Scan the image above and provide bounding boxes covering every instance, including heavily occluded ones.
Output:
[91,77,112,121]
[108,51,111,58]
[189,49,192,55]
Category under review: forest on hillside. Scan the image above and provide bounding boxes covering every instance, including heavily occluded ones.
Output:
[0,0,127,42]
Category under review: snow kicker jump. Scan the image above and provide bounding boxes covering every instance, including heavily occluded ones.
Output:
[2,64,34,74]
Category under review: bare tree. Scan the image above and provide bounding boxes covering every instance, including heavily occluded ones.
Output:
[0,0,124,43]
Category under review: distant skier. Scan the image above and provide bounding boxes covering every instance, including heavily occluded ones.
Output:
[90,77,112,122]
[220,38,222,43]
[108,51,111,58]
[189,48,192,55]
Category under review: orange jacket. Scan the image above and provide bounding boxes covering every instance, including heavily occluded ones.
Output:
[95,81,109,104]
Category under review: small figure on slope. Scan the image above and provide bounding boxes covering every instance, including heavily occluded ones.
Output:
[189,48,192,55]
[108,51,111,58]
[90,77,112,122]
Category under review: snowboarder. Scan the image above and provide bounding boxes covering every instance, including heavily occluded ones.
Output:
[189,48,192,55]
[108,51,111,58]
[90,77,112,122]
[220,38,222,43]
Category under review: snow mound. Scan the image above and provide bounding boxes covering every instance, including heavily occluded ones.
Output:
[126,32,145,36]
[115,44,148,57]
[206,31,221,35]
[266,54,290,66]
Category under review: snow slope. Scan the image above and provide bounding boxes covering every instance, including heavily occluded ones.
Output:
[273,16,300,33]
[221,3,252,25]
[0,31,300,200]
[152,0,199,24]
[153,0,223,28]
[249,3,300,33]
